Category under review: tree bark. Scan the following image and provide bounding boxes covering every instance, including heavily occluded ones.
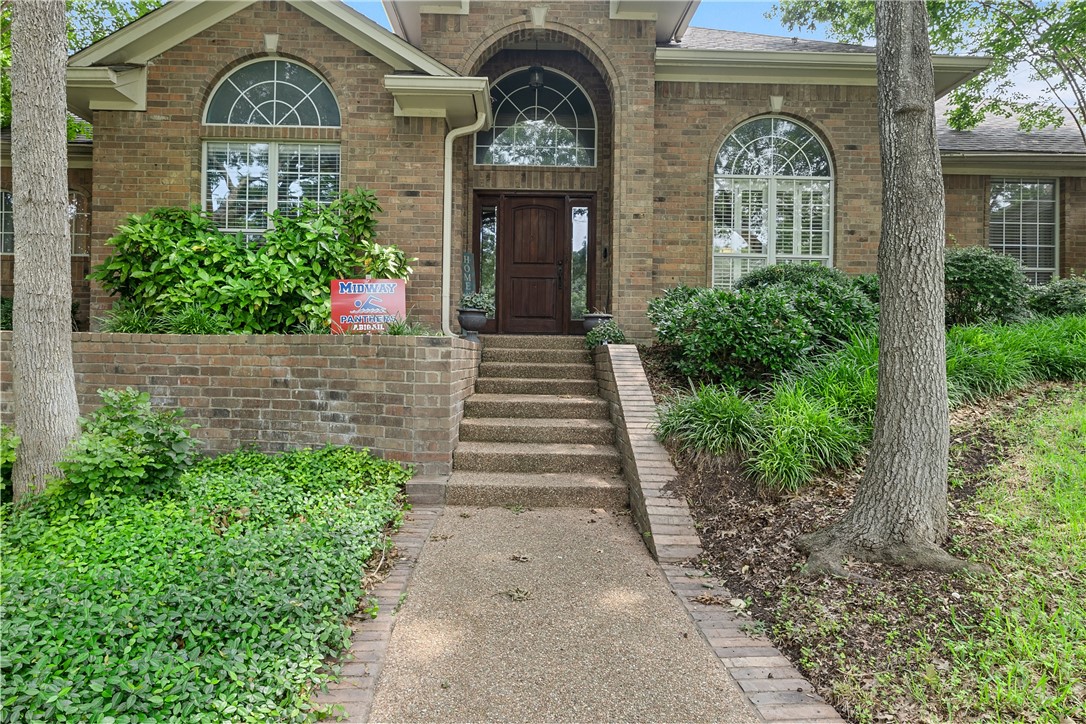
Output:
[796,0,974,576]
[10,0,80,500]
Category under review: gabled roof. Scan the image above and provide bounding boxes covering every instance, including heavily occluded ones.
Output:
[65,0,494,128]
[675,26,872,54]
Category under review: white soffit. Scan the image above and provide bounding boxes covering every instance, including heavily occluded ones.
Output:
[655,48,990,97]
[610,0,699,43]
[941,152,1086,177]
[384,75,492,128]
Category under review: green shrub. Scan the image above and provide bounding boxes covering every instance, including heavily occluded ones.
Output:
[91,190,412,334]
[775,277,878,348]
[649,286,815,385]
[56,388,198,500]
[734,262,851,291]
[853,273,880,305]
[747,382,864,494]
[161,304,232,335]
[1,446,408,722]
[944,246,1031,326]
[0,296,11,331]
[384,316,437,336]
[974,315,1086,384]
[585,319,626,348]
[99,302,166,334]
[655,385,759,459]
[1028,276,1086,317]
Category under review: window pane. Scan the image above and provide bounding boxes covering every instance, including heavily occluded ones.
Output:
[69,191,90,255]
[479,206,497,319]
[989,178,1057,284]
[205,142,270,233]
[571,206,589,320]
[206,60,340,127]
[276,144,340,212]
[0,191,12,254]
[476,68,596,167]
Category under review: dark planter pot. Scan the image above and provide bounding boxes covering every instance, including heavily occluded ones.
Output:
[457,308,489,341]
[582,313,612,333]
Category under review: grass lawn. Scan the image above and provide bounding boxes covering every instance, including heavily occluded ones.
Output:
[673,383,1085,723]
[1,446,409,722]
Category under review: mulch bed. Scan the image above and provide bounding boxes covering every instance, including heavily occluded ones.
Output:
[643,346,1072,721]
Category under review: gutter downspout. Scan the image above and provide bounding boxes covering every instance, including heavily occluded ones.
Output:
[441,110,488,336]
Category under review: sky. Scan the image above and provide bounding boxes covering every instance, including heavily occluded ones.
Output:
[346,1,836,40]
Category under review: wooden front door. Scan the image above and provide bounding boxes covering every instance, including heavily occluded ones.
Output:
[499,196,566,334]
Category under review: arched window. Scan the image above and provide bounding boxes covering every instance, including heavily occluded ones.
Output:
[475,68,596,167]
[203,60,341,236]
[712,117,833,288]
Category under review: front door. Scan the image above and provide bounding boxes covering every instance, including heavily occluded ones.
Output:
[500,196,566,334]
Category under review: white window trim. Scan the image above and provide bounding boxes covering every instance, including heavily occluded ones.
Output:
[201,140,341,235]
[711,117,835,289]
[988,176,1060,283]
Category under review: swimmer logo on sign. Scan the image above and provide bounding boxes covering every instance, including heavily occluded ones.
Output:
[330,279,407,334]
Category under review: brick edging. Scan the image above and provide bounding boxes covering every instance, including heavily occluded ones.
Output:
[311,505,441,722]
[593,345,842,723]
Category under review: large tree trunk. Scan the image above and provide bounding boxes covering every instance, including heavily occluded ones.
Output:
[10,0,80,500]
[796,0,972,575]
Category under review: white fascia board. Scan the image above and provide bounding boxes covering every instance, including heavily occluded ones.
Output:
[69,1,256,67]
[656,48,989,96]
[66,66,148,118]
[384,75,492,128]
[611,1,700,43]
[289,1,455,75]
[941,152,1086,177]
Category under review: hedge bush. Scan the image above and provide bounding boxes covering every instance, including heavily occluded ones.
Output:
[1,445,409,722]
[91,189,412,334]
[1028,276,1086,317]
[944,246,1031,326]
[648,285,815,385]
[733,262,852,291]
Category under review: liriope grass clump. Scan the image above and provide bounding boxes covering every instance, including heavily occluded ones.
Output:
[656,316,1086,494]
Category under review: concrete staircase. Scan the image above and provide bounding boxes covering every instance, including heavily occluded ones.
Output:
[447,335,627,508]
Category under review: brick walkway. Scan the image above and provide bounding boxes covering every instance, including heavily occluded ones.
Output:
[311,506,440,722]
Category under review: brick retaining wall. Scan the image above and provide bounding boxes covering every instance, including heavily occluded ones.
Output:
[0,332,480,476]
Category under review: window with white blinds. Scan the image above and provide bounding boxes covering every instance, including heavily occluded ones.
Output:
[989,178,1058,284]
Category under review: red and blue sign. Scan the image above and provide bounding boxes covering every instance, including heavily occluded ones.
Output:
[330,279,407,334]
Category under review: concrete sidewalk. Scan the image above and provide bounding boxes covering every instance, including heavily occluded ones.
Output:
[368,506,760,723]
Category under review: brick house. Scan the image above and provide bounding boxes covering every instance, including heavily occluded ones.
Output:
[4,0,1083,336]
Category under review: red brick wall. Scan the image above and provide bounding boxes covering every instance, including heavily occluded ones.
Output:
[0,166,92,330]
[943,174,988,249]
[653,82,884,294]
[0,332,480,475]
[416,1,657,338]
[87,1,447,330]
[1061,177,1086,277]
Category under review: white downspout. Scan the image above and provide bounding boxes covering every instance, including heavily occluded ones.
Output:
[441,111,488,336]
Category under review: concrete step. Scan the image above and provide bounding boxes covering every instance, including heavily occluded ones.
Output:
[480,335,585,350]
[459,417,615,445]
[482,347,591,364]
[479,361,595,380]
[445,471,627,509]
[475,377,598,396]
[453,441,621,475]
[464,393,609,420]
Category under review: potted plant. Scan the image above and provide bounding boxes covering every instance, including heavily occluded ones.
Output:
[584,319,626,349]
[458,291,495,340]
[582,308,613,333]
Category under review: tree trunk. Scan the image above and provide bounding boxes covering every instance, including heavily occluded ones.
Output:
[796,0,973,575]
[10,0,80,501]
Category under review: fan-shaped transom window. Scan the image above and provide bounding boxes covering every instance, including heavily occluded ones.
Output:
[205,59,340,127]
[712,117,834,289]
[476,68,596,167]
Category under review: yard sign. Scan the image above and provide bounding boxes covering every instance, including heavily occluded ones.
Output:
[330,279,406,334]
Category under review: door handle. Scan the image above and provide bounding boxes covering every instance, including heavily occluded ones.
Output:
[558,260,564,291]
